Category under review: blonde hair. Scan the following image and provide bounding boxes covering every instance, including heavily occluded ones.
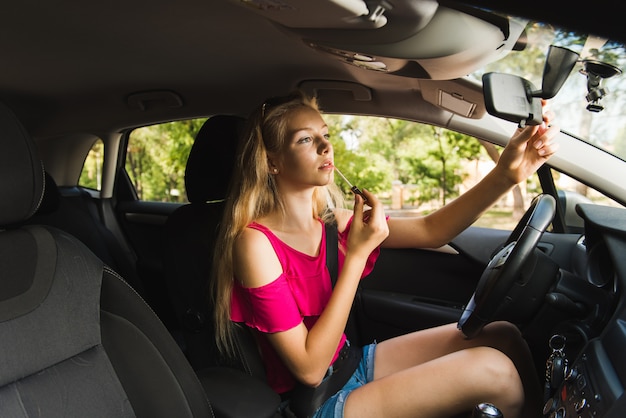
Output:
[213,90,344,355]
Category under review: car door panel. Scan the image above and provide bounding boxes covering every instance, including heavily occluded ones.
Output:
[115,199,181,328]
[352,221,582,345]
[353,225,510,344]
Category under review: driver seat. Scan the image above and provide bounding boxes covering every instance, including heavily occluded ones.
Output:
[163,114,245,371]
[0,101,214,416]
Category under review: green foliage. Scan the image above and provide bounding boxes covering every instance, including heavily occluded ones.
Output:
[79,139,104,190]
[126,118,207,202]
[95,113,490,209]
[403,127,484,205]
[325,115,484,206]
[325,115,393,195]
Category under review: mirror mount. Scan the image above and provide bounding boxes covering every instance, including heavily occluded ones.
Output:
[531,46,580,100]
[580,60,622,112]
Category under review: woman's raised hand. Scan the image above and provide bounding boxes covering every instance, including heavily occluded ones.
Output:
[346,189,389,260]
[496,105,559,185]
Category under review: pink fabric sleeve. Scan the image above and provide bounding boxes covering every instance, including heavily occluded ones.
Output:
[230,274,303,333]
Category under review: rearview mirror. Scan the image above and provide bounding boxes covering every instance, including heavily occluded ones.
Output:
[483,45,579,126]
[482,73,543,127]
[483,45,580,126]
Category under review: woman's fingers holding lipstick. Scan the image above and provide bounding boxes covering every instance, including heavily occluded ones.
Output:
[348,190,388,256]
[360,189,389,239]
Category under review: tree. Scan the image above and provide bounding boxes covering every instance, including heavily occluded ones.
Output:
[326,115,485,206]
[126,118,207,202]
[79,139,104,190]
[325,115,393,195]
[404,127,483,205]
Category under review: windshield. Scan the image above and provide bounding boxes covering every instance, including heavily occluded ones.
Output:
[470,19,626,161]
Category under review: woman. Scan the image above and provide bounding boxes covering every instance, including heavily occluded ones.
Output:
[213,90,558,418]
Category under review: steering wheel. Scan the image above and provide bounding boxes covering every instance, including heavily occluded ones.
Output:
[458,194,557,338]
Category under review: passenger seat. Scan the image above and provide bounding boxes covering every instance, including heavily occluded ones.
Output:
[0,101,281,418]
[0,100,214,417]
[29,171,147,297]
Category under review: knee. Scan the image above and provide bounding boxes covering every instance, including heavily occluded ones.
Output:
[476,347,519,383]
[481,321,526,352]
[470,347,524,406]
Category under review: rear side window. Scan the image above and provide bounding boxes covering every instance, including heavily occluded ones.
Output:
[125,118,207,202]
[79,139,104,191]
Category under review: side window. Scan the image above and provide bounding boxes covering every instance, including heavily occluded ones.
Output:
[325,115,533,231]
[120,114,551,231]
[125,118,207,202]
[79,139,104,191]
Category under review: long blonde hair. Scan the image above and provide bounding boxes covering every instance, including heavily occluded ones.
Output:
[213,90,344,355]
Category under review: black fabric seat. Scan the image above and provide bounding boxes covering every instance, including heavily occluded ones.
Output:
[163,115,246,371]
[0,101,215,417]
[162,115,282,417]
[28,171,147,297]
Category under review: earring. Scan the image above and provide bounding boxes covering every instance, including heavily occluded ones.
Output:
[273,168,279,174]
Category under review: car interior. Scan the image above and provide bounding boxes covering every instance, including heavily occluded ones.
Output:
[1,1,626,417]
[0,101,213,417]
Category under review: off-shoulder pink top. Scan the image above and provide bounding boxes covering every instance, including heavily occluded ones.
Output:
[230,217,380,393]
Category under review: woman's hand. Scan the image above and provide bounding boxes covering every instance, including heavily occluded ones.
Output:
[496,104,560,185]
[346,189,389,260]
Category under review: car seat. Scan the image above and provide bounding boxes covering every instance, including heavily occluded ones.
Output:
[162,115,285,416]
[28,171,147,296]
[163,115,246,371]
[0,100,216,417]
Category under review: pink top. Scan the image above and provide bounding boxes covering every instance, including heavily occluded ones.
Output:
[230,217,380,393]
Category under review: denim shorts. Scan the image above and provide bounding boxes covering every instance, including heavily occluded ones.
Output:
[312,343,376,418]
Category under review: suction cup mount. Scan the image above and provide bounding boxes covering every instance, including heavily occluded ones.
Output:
[580,60,623,112]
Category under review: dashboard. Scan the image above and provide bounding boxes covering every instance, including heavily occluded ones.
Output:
[543,204,625,418]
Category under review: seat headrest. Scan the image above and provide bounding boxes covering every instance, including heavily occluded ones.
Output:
[185,115,245,203]
[0,102,44,226]
[36,172,61,215]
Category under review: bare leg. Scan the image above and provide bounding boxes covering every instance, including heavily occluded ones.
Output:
[344,321,542,418]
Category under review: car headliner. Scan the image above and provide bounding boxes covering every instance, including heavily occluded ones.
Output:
[1,0,623,139]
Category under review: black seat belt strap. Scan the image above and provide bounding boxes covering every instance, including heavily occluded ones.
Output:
[286,221,362,418]
[325,222,338,288]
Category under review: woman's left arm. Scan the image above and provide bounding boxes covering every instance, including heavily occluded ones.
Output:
[383,109,559,249]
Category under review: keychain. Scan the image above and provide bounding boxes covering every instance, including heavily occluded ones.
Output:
[544,334,568,401]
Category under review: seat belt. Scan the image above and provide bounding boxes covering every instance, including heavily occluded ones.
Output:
[324,222,338,287]
[288,221,362,418]
[325,219,360,343]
